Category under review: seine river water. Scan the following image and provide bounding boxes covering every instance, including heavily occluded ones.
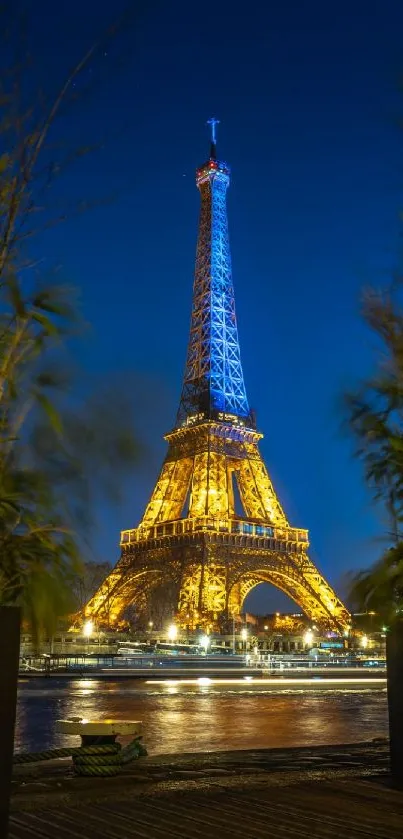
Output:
[15,678,388,755]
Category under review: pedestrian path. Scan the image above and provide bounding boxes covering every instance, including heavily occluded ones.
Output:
[9,776,403,838]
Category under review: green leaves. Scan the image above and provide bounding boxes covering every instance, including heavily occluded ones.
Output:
[0,14,142,638]
[346,290,403,519]
[0,272,141,639]
[7,276,26,318]
[31,311,59,336]
[35,392,63,435]
[0,153,9,174]
[346,290,403,621]
[0,286,142,638]
[349,544,403,623]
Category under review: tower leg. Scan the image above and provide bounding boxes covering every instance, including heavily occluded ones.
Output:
[236,441,287,525]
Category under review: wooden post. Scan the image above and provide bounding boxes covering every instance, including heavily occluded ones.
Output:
[386,620,403,786]
[0,606,21,837]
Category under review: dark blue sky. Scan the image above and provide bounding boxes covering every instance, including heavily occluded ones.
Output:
[27,0,403,612]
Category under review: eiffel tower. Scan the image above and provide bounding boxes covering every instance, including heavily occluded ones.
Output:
[84,121,350,633]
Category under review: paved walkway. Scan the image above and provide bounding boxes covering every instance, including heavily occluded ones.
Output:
[9,776,403,838]
[9,742,402,838]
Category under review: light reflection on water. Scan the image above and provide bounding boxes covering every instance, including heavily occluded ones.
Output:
[15,678,388,755]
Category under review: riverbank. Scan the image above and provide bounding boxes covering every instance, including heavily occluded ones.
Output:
[9,741,402,838]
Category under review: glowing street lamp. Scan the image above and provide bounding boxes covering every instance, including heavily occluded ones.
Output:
[83,619,94,656]
[241,627,248,653]
[83,620,94,640]
[303,629,314,647]
[361,635,369,650]
[147,620,154,642]
[199,635,210,653]
[167,624,177,642]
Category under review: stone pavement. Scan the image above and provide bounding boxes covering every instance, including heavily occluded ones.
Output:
[9,741,403,838]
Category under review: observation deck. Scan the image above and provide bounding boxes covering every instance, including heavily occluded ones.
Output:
[121,518,309,555]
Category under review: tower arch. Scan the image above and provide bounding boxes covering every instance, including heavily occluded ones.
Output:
[228,566,342,628]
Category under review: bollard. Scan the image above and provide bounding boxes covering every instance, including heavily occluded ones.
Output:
[56,719,145,776]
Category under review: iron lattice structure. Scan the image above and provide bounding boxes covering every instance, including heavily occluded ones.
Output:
[84,127,350,633]
[177,151,252,426]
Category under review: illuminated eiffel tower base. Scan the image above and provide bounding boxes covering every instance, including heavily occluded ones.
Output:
[84,124,350,633]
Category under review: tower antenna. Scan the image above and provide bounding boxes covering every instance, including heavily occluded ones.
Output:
[207,117,220,157]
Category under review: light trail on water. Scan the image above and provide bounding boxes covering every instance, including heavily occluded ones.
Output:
[146,677,386,687]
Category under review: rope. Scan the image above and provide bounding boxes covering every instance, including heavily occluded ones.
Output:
[121,739,146,763]
[74,763,121,777]
[13,737,147,777]
[72,742,122,777]
[73,749,122,766]
[13,743,120,764]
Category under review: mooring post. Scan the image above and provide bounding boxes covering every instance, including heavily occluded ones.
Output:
[0,606,21,837]
[56,719,144,776]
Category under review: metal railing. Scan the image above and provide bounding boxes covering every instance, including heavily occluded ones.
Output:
[121,517,309,546]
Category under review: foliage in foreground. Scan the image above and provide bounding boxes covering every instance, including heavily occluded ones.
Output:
[0,13,140,635]
[346,290,403,622]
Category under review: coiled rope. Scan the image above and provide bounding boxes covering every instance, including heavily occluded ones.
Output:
[13,737,147,777]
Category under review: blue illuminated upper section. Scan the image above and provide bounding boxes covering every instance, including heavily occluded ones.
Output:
[176,133,253,429]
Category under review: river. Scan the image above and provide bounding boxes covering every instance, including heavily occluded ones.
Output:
[15,677,388,755]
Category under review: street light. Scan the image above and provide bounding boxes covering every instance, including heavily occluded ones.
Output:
[83,620,93,640]
[303,629,314,647]
[83,620,93,656]
[167,624,177,642]
[361,635,369,649]
[199,635,210,654]
[241,627,248,653]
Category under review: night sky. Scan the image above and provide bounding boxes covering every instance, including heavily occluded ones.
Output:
[25,0,403,613]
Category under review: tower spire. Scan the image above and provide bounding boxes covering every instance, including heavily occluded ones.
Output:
[177,122,252,428]
[207,116,219,158]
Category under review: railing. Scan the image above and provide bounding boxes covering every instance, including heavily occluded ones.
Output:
[121,518,309,546]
